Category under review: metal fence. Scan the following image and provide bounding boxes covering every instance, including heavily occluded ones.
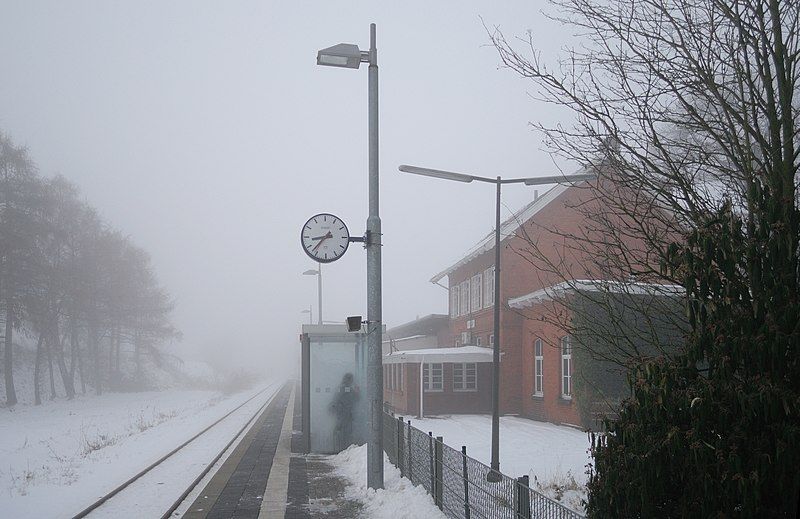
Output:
[382,412,585,519]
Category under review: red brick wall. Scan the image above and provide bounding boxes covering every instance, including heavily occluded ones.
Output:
[519,301,582,426]
[447,186,604,422]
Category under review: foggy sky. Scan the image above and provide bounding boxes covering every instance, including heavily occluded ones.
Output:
[0,1,575,376]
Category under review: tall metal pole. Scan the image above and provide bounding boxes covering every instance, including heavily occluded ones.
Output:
[489,176,502,481]
[366,22,384,490]
[317,263,323,325]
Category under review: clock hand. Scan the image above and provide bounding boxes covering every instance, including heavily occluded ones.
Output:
[310,233,331,241]
[312,233,332,252]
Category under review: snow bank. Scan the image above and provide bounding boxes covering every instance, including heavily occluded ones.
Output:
[330,444,447,519]
[409,414,591,513]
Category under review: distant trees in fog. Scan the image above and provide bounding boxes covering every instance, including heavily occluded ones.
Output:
[0,131,178,406]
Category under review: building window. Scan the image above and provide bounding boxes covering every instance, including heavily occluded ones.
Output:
[561,336,572,399]
[459,279,470,315]
[396,364,402,391]
[489,333,494,347]
[476,336,482,346]
[453,363,477,391]
[397,365,403,391]
[471,273,482,311]
[534,339,544,396]
[483,266,495,308]
[451,286,460,317]
[423,363,443,391]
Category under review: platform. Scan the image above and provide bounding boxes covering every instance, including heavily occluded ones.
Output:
[181,381,360,519]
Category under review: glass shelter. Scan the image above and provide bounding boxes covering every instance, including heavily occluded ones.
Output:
[300,324,377,454]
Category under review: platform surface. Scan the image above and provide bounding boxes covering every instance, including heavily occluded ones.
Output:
[182,381,361,519]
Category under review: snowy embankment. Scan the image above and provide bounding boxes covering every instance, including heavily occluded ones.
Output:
[331,444,446,519]
[0,382,278,519]
[409,415,592,513]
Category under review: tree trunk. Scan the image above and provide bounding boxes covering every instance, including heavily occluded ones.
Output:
[89,317,101,396]
[46,335,56,400]
[33,331,44,406]
[134,335,141,383]
[52,319,74,399]
[69,318,85,394]
[4,300,17,406]
[115,334,120,373]
[107,329,115,388]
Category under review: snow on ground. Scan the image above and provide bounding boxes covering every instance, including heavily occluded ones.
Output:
[409,415,592,513]
[331,444,447,519]
[0,381,279,519]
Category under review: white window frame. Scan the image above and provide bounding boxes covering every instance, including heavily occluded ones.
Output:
[451,285,460,317]
[489,334,494,347]
[423,363,443,392]
[483,266,495,308]
[471,273,482,311]
[534,338,544,396]
[561,336,572,399]
[453,363,477,391]
[476,336,482,346]
[459,279,470,315]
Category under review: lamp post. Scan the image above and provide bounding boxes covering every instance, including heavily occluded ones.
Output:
[399,164,594,480]
[303,265,323,325]
[317,24,383,489]
[301,306,312,325]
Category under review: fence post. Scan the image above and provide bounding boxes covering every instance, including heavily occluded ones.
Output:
[397,416,404,477]
[407,420,413,484]
[428,432,435,496]
[461,445,470,519]
[515,475,531,519]
[434,436,443,510]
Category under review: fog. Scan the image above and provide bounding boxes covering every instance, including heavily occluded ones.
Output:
[0,1,572,377]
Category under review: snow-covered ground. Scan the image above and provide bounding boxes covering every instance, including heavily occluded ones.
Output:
[332,444,447,519]
[408,415,591,513]
[0,382,279,518]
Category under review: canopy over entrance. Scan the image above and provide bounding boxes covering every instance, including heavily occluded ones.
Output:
[383,345,494,364]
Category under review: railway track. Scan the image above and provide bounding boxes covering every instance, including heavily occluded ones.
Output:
[72,381,283,519]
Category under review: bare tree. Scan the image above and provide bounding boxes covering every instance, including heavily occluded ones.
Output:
[490,0,799,515]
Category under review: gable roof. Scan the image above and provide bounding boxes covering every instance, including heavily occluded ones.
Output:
[429,168,592,284]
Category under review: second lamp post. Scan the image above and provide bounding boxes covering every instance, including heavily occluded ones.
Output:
[399,164,594,480]
[302,265,322,325]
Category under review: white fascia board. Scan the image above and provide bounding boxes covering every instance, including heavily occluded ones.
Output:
[507,279,685,309]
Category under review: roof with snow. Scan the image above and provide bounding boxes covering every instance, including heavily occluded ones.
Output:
[429,168,592,284]
[383,345,495,364]
[507,279,685,309]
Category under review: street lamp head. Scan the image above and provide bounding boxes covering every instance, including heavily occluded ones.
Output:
[302,269,319,275]
[523,173,596,186]
[317,43,365,69]
[399,165,475,183]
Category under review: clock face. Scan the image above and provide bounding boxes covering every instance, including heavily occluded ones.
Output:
[301,213,351,263]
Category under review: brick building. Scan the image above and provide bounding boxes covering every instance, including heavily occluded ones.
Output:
[432,175,602,425]
[386,172,681,427]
